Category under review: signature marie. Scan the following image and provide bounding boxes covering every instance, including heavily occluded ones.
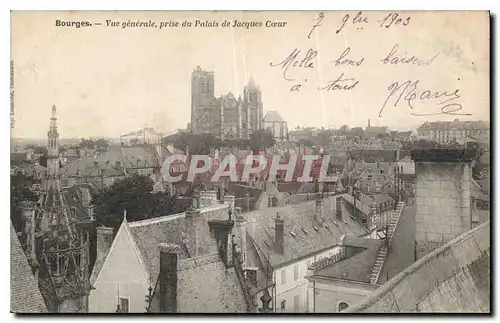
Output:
[378,80,472,117]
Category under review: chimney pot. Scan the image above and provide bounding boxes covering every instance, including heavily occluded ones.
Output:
[158,243,180,313]
[96,226,114,262]
[274,213,284,254]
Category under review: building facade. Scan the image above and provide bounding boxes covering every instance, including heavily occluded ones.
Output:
[190,66,263,139]
[417,119,489,145]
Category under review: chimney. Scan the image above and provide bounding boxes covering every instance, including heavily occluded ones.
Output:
[315,197,324,223]
[336,196,342,221]
[411,148,476,259]
[208,216,235,267]
[234,207,247,268]
[371,202,378,231]
[97,226,114,261]
[158,243,180,313]
[274,213,284,254]
[185,207,201,257]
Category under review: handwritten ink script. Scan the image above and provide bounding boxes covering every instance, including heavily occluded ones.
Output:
[379,81,470,117]
[269,11,473,118]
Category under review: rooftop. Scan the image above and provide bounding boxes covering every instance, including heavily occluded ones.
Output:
[10,223,48,313]
[246,196,369,268]
[312,236,384,283]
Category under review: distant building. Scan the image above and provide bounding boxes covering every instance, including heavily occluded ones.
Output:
[364,119,390,139]
[190,66,263,140]
[263,111,288,142]
[120,127,162,145]
[417,119,489,145]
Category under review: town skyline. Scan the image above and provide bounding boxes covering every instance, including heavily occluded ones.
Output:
[11,11,489,139]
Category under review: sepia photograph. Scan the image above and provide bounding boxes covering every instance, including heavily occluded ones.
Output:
[9,10,490,314]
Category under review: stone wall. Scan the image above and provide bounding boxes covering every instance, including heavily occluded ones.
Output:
[347,221,490,313]
[414,157,473,259]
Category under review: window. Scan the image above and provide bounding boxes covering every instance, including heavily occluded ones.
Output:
[281,269,287,285]
[119,297,129,313]
[294,294,300,312]
[294,265,299,281]
[338,301,349,312]
[281,300,286,310]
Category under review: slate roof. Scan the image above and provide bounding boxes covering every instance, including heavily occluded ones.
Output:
[263,110,285,123]
[377,206,416,284]
[246,196,369,268]
[127,204,230,282]
[371,194,394,205]
[476,179,490,196]
[313,236,383,283]
[340,194,372,216]
[10,223,48,313]
[174,254,247,312]
[100,145,158,170]
[61,156,124,178]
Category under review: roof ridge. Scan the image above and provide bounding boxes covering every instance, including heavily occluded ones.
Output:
[128,203,230,228]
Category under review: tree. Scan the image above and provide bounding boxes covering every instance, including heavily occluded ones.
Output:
[338,125,350,135]
[250,129,276,150]
[79,138,96,149]
[297,138,314,147]
[92,174,184,231]
[95,139,110,151]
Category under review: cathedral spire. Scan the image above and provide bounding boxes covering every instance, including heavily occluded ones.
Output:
[45,105,60,191]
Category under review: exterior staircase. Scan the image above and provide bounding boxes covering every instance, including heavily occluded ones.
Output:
[369,201,405,285]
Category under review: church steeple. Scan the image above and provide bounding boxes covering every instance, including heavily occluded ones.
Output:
[47,104,59,157]
[46,105,60,191]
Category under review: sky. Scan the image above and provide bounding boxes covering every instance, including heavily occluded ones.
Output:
[11,11,490,139]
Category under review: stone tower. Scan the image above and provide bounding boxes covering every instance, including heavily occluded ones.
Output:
[411,148,476,259]
[190,66,215,134]
[244,78,263,133]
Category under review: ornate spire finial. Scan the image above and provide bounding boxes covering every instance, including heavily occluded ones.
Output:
[52,104,56,118]
[123,209,127,222]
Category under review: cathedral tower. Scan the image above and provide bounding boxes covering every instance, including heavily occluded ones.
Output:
[244,79,263,133]
[191,66,215,134]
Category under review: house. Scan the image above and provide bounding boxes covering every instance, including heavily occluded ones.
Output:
[305,236,383,313]
[89,199,260,313]
[244,194,372,313]
[10,222,48,313]
[305,204,415,312]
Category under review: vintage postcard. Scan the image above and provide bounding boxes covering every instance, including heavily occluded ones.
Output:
[10,11,490,314]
